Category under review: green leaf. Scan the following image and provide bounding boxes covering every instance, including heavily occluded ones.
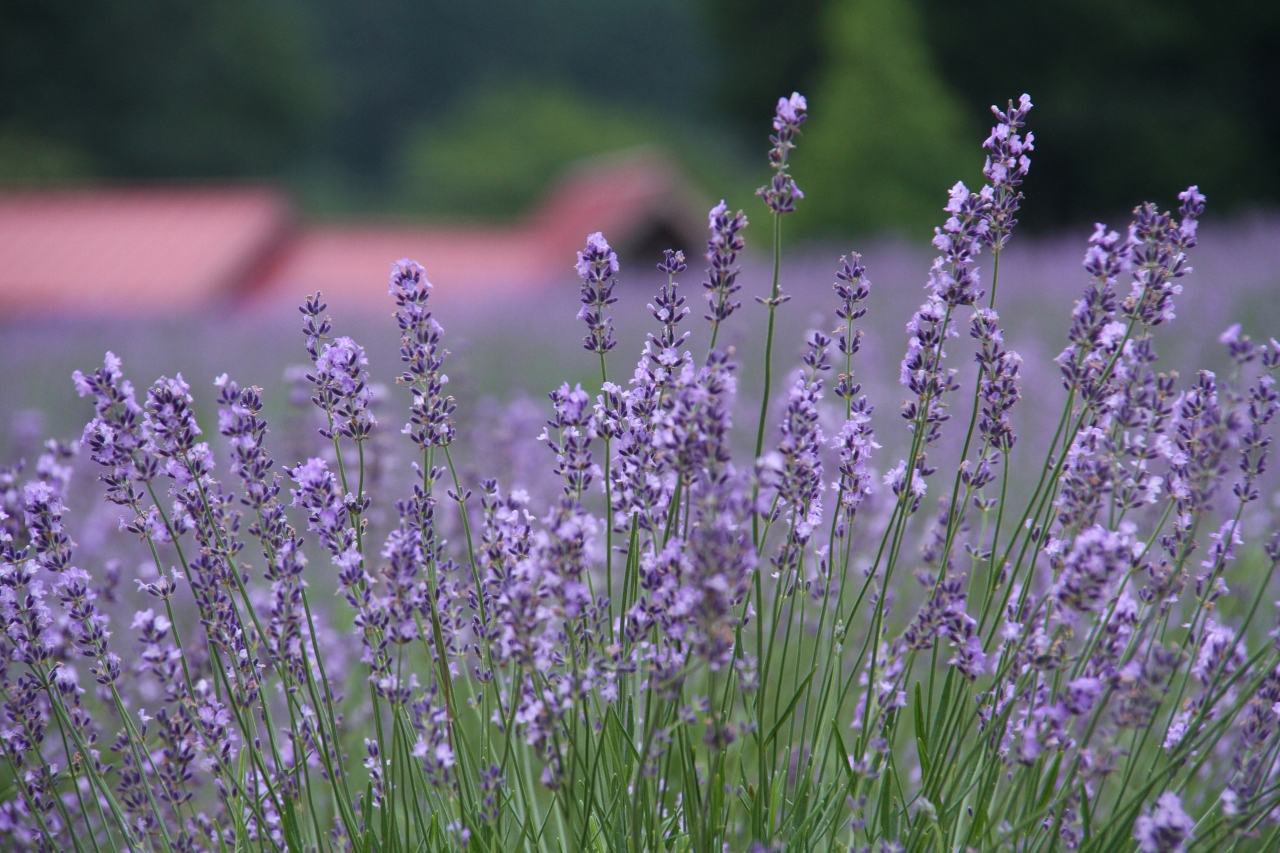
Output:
[913,681,932,781]
[763,666,817,748]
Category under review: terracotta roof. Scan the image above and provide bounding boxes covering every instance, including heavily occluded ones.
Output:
[257,148,705,310]
[0,186,292,316]
[0,150,704,316]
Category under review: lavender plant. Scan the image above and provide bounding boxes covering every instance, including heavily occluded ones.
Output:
[3,89,1280,853]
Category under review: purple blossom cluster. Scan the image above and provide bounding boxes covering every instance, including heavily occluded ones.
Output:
[703,202,748,339]
[3,87,1279,853]
[576,231,619,357]
[758,92,807,215]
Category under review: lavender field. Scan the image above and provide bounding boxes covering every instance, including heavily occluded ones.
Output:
[3,93,1280,853]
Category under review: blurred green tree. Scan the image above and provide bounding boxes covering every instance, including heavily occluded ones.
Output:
[0,125,95,184]
[397,82,751,221]
[916,0,1280,226]
[312,0,714,184]
[790,0,975,237]
[0,0,327,180]
[705,0,1280,230]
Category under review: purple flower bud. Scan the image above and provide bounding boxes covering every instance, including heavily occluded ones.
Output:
[576,232,619,355]
[390,259,456,449]
[981,94,1034,250]
[758,92,808,215]
[703,201,748,331]
[1134,791,1194,853]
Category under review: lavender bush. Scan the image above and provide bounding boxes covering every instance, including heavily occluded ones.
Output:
[3,90,1280,853]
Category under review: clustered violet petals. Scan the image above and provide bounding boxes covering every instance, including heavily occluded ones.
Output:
[390,259,456,450]
[981,93,1034,250]
[577,231,619,356]
[6,88,1280,853]
[703,201,748,335]
[758,92,807,215]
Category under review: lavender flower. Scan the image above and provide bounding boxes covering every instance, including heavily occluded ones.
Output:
[829,255,878,534]
[5,88,1278,853]
[929,182,990,307]
[390,259,456,450]
[300,294,377,443]
[1134,792,1194,853]
[577,232,619,356]
[704,201,748,334]
[74,353,165,535]
[1191,619,1246,686]
[1050,523,1140,613]
[542,383,598,497]
[216,376,310,679]
[759,332,829,576]
[758,92,807,215]
[1122,188,1204,327]
[981,94,1034,251]
[633,473,756,673]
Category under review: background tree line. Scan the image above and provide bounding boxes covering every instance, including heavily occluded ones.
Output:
[3,0,1275,237]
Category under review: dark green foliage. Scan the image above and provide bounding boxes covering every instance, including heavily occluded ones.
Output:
[916,0,1280,226]
[311,0,714,180]
[704,0,1280,229]
[396,82,755,221]
[791,0,976,237]
[0,0,327,179]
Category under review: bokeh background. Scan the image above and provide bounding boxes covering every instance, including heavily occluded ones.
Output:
[5,0,1280,231]
[2,0,1279,476]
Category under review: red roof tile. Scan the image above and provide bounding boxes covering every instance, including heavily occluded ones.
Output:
[0,186,291,316]
[0,150,704,316]
[256,149,705,311]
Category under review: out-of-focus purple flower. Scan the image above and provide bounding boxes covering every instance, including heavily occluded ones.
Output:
[1134,791,1194,853]
[981,94,1034,251]
[1063,677,1104,716]
[1191,619,1246,686]
[1050,523,1140,613]
[902,572,986,680]
[759,332,829,576]
[576,232,619,356]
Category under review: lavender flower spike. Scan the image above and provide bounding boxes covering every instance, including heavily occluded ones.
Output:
[982,94,1034,250]
[758,92,807,215]
[390,259,456,449]
[704,201,748,336]
[1134,791,1194,853]
[576,232,619,356]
